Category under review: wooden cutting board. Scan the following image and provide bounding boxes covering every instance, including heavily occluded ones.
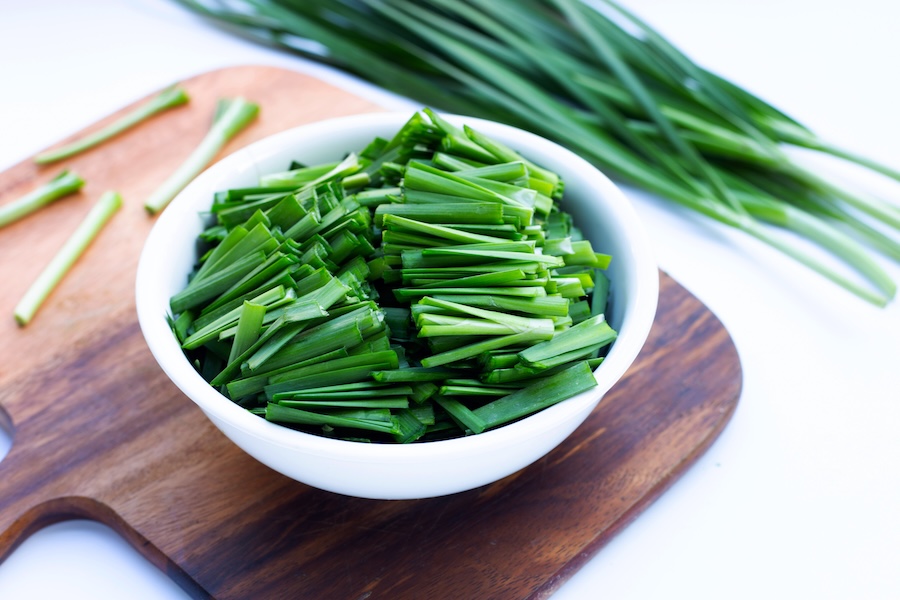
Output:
[0,66,741,599]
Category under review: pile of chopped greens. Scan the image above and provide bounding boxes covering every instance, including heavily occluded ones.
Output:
[169,109,615,443]
[173,0,899,306]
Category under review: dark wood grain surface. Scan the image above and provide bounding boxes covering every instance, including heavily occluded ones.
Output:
[0,66,741,599]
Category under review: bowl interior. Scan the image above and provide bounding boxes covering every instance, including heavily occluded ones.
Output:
[136,112,658,467]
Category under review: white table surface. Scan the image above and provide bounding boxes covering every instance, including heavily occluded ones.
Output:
[1,1,898,598]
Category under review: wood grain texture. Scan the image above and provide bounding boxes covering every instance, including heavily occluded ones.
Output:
[0,66,741,599]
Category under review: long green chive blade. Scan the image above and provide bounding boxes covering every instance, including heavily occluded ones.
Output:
[145,97,259,214]
[742,216,893,307]
[553,0,743,214]
[35,86,190,164]
[14,191,122,326]
[0,170,85,229]
[807,141,900,184]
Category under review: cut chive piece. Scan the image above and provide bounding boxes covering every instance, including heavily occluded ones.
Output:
[382,213,509,244]
[14,191,122,326]
[518,314,617,367]
[392,409,428,443]
[35,86,190,164]
[421,328,555,368]
[419,295,548,326]
[472,361,598,430]
[430,294,570,317]
[434,396,487,434]
[226,301,267,364]
[375,202,503,226]
[145,97,259,214]
[265,403,397,435]
[0,170,85,229]
[372,367,464,382]
[591,270,610,317]
[439,385,510,397]
[277,398,410,409]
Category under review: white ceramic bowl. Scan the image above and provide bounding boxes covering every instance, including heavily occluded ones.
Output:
[136,112,658,500]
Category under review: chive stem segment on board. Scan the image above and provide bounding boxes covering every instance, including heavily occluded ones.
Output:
[34,86,190,165]
[167,110,618,443]
[144,97,259,215]
[0,170,84,229]
[14,191,122,326]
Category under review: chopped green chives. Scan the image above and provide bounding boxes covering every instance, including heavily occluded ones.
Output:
[169,110,615,442]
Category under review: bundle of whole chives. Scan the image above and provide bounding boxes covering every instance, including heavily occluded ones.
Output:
[169,109,617,443]
[172,0,899,306]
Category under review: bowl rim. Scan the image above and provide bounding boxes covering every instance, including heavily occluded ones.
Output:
[135,111,659,464]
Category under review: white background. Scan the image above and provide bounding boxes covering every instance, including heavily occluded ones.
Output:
[1,1,898,598]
